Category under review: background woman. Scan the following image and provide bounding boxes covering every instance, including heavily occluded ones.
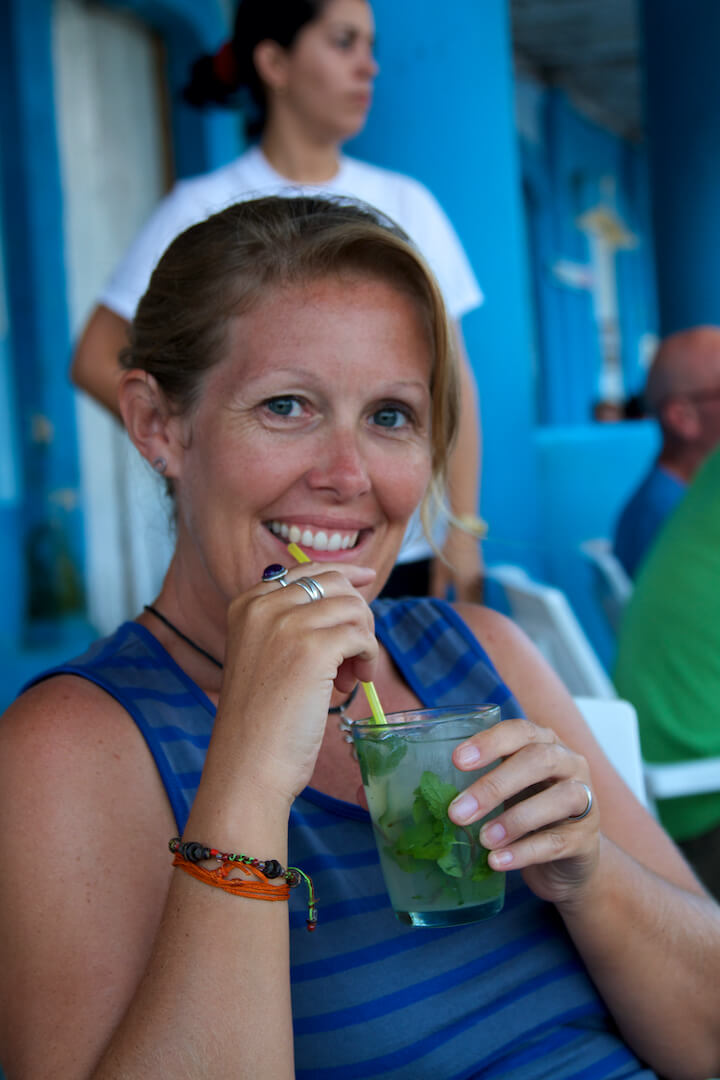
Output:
[70,0,484,600]
[2,196,719,1079]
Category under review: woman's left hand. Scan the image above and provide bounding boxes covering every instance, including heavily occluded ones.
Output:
[448,717,599,906]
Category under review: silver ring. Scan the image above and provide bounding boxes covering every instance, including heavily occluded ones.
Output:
[294,575,325,602]
[567,782,593,822]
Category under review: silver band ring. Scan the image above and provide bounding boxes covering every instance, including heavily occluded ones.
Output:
[294,575,325,602]
[567,782,593,822]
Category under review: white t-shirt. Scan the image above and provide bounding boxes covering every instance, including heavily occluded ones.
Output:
[101,146,483,564]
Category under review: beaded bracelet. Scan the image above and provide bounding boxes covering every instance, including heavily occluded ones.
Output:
[169,838,318,931]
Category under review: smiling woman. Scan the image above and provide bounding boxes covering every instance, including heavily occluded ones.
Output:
[1,196,720,1080]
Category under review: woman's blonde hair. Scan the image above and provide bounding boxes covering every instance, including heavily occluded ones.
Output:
[123,195,460,530]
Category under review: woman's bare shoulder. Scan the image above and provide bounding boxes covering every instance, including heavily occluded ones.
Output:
[0,671,173,851]
[0,677,176,1077]
[1,672,145,768]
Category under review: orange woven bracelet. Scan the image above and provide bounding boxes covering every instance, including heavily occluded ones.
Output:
[169,838,318,930]
[173,853,292,900]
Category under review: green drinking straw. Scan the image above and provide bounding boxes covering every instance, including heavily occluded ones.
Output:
[286,542,387,726]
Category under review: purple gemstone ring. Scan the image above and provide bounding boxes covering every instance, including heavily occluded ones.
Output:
[262,564,289,587]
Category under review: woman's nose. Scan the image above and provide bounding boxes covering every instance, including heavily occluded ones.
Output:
[358,44,379,79]
[306,433,372,500]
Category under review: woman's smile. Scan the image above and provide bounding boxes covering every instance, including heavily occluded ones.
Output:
[265,520,361,553]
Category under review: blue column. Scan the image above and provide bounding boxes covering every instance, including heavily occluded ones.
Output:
[0,220,24,645]
[642,0,720,333]
[351,0,538,569]
[0,0,87,641]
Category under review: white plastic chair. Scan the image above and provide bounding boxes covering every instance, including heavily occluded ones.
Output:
[643,758,720,806]
[574,697,720,816]
[579,538,633,635]
[486,564,617,699]
[573,696,648,807]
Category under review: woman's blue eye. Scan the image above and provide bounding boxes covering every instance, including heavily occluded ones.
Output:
[372,406,408,429]
[266,397,301,417]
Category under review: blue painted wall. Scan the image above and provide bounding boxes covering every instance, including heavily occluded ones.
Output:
[519,85,658,424]
[643,0,720,332]
[535,422,658,669]
[513,82,660,664]
[0,0,89,652]
[0,160,25,649]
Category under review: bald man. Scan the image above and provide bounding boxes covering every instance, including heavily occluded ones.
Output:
[613,325,720,578]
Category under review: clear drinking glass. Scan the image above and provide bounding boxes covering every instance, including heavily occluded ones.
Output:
[352,705,506,928]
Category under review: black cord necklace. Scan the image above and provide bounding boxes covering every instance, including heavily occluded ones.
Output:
[143,604,360,715]
[144,604,223,669]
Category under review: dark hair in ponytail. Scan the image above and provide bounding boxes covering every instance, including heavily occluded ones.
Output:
[183,0,329,137]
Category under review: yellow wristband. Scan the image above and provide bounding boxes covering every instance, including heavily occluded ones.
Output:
[453,514,488,538]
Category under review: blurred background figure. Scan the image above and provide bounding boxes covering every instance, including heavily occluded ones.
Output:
[614,445,720,898]
[612,325,720,578]
[70,0,485,602]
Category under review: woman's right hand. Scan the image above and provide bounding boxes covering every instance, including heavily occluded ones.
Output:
[201,562,378,809]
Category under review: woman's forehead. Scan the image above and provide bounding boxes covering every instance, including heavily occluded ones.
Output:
[218,277,433,382]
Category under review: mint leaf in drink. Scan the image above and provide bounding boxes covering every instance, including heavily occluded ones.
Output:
[418,771,460,821]
[437,846,464,878]
[356,735,407,784]
[392,774,462,868]
[471,848,492,881]
[383,768,495,889]
[412,794,433,825]
[393,820,447,860]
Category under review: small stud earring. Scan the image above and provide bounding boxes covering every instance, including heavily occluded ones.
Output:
[152,457,167,474]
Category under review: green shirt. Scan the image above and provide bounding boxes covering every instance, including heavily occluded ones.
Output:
[614,447,720,841]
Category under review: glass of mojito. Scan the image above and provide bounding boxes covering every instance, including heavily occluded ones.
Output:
[352,705,506,927]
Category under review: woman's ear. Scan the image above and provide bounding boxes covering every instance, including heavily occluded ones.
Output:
[118,370,183,477]
[253,39,290,94]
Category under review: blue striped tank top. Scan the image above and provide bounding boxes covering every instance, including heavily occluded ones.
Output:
[29,597,655,1079]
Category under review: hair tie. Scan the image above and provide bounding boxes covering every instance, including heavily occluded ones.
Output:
[212,41,238,88]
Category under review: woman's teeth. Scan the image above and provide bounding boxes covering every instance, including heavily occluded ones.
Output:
[267,521,359,551]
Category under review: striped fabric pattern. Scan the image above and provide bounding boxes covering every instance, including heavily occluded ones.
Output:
[29,597,656,1079]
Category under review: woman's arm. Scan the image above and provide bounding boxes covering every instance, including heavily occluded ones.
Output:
[70,304,130,418]
[430,323,484,602]
[0,679,297,1080]
[0,566,377,1079]
[452,604,720,1079]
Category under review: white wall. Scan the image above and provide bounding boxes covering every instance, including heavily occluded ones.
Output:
[53,0,174,632]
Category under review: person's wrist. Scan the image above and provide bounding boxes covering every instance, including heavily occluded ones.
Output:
[187,775,293,847]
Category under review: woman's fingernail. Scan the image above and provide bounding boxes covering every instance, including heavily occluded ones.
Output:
[456,744,482,767]
[449,792,478,822]
[480,822,506,846]
[490,849,513,868]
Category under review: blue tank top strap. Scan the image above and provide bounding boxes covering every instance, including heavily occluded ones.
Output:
[371,597,523,717]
